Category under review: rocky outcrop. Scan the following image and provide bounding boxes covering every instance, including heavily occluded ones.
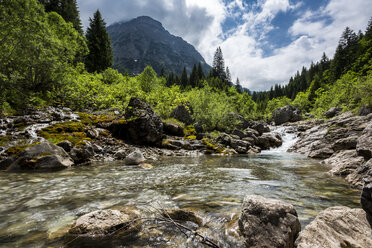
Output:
[6,142,74,171]
[295,206,372,248]
[256,133,282,150]
[290,112,372,187]
[356,121,372,160]
[325,107,342,118]
[69,207,141,236]
[170,105,193,125]
[272,105,302,125]
[238,195,301,248]
[124,97,164,146]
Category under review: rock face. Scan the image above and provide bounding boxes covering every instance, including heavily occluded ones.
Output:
[107,16,210,76]
[124,97,164,146]
[163,122,184,136]
[356,121,372,160]
[238,195,301,248]
[290,112,372,187]
[170,105,193,125]
[361,170,372,219]
[6,142,74,171]
[272,105,302,125]
[325,107,342,118]
[69,208,141,236]
[295,206,372,248]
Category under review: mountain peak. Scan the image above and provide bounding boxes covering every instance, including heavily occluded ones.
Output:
[107,16,210,76]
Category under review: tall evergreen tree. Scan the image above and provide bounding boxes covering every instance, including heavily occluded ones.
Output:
[85,10,113,73]
[180,67,188,88]
[197,62,205,81]
[226,66,231,83]
[235,78,243,94]
[211,47,226,81]
[189,64,198,87]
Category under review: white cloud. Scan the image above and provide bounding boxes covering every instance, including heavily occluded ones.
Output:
[77,0,372,91]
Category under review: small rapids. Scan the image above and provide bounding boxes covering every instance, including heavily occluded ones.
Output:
[263,125,298,154]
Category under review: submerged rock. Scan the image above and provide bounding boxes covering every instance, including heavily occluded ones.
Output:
[238,195,301,248]
[69,208,141,236]
[295,206,372,248]
[272,105,302,125]
[6,142,74,171]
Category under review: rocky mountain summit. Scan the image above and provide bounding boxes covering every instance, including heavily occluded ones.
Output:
[107,16,211,75]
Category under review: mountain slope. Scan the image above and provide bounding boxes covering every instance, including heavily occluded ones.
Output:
[107,16,210,75]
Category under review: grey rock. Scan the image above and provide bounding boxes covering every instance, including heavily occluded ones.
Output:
[114,149,128,160]
[295,206,372,248]
[217,133,232,145]
[272,105,302,125]
[227,112,250,130]
[57,140,74,152]
[324,150,365,177]
[170,105,193,125]
[231,129,246,139]
[332,136,358,151]
[325,107,342,118]
[69,207,141,236]
[70,141,95,164]
[124,149,146,165]
[250,122,270,135]
[257,133,282,150]
[345,159,372,188]
[361,167,372,219]
[7,142,74,171]
[359,106,372,116]
[239,195,301,248]
[357,121,372,160]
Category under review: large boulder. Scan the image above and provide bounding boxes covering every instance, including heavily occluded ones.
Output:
[272,105,302,125]
[163,122,184,137]
[361,170,372,219]
[170,105,193,125]
[238,195,301,248]
[6,142,74,171]
[357,121,372,160]
[124,97,164,146]
[256,133,282,150]
[325,107,342,118]
[69,207,141,236]
[227,112,250,130]
[295,206,372,248]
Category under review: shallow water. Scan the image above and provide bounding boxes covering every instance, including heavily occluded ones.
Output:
[0,151,360,247]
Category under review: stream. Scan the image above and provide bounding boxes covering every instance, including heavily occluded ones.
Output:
[0,127,361,247]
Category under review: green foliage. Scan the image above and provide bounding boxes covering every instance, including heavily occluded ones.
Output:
[85,9,113,73]
[292,91,311,113]
[0,0,87,111]
[265,97,292,117]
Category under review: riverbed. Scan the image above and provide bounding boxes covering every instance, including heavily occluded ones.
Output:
[0,149,360,247]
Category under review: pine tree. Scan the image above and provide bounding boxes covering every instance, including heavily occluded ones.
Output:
[226,66,231,83]
[180,67,188,88]
[189,64,198,87]
[235,78,243,94]
[197,62,205,81]
[211,47,226,81]
[85,10,113,73]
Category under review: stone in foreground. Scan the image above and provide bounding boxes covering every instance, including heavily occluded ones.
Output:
[238,195,301,248]
[7,142,73,171]
[295,206,372,248]
[69,208,141,236]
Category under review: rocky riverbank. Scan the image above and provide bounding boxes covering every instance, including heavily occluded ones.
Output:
[0,97,283,172]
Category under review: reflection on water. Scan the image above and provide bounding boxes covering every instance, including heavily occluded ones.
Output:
[0,153,360,247]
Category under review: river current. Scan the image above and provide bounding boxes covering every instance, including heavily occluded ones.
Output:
[0,127,361,247]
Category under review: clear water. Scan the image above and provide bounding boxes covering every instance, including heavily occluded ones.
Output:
[0,152,360,247]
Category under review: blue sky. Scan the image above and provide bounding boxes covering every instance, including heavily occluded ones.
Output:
[77,0,372,91]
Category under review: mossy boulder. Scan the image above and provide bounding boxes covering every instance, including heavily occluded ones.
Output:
[6,142,74,171]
